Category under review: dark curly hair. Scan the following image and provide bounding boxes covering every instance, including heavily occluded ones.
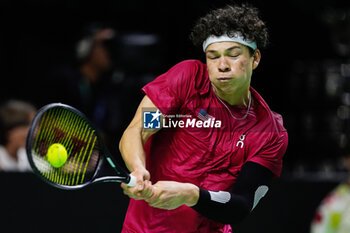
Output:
[190,3,269,52]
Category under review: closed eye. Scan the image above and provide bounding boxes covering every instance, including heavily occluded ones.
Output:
[207,55,220,60]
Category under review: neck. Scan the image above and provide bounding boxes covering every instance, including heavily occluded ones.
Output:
[212,84,250,106]
[80,63,101,83]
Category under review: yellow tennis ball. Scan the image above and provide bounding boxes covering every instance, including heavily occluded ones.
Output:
[47,143,68,168]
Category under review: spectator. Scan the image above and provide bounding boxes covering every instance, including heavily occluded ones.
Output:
[311,145,350,233]
[47,23,126,153]
[0,100,36,172]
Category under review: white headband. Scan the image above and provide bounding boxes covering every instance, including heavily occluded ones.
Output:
[202,33,257,52]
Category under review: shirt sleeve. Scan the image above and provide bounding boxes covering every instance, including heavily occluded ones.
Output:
[141,60,200,116]
[248,131,288,178]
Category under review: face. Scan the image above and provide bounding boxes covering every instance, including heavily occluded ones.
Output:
[89,29,115,71]
[205,41,260,95]
[90,42,112,70]
[7,125,30,148]
[6,112,35,148]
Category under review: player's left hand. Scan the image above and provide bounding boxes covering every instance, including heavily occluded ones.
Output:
[145,181,199,210]
[121,167,153,200]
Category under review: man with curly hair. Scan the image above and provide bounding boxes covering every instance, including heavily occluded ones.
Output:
[120,3,288,232]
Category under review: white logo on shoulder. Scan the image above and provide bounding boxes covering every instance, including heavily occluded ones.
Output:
[236,134,246,148]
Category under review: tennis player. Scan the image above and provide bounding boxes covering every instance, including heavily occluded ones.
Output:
[120,3,288,232]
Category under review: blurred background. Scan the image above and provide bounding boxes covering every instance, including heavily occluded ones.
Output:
[1,0,350,232]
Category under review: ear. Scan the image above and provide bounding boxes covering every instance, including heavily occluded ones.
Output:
[252,49,261,70]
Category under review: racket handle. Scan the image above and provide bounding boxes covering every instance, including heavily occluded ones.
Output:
[126,175,136,187]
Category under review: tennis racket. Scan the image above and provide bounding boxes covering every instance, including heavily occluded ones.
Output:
[26,103,136,190]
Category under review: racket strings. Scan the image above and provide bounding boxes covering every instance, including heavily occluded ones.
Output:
[30,107,100,186]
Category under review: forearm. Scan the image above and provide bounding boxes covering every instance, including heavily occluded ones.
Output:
[192,162,273,225]
[119,125,153,199]
[119,95,160,199]
[119,126,146,172]
[192,189,251,224]
[119,95,159,173]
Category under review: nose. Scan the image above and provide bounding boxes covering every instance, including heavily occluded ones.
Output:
[218,57,231,72]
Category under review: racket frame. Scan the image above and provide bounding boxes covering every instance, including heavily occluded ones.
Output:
[26,103,135,190]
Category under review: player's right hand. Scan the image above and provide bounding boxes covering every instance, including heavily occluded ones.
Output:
[121,167,153,200]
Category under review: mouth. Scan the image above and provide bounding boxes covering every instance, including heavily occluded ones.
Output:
[217,77,233,82]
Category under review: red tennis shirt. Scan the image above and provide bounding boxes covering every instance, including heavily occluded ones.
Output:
[122,60,288,233]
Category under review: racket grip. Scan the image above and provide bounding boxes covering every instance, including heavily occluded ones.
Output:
[126,175,136,187]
